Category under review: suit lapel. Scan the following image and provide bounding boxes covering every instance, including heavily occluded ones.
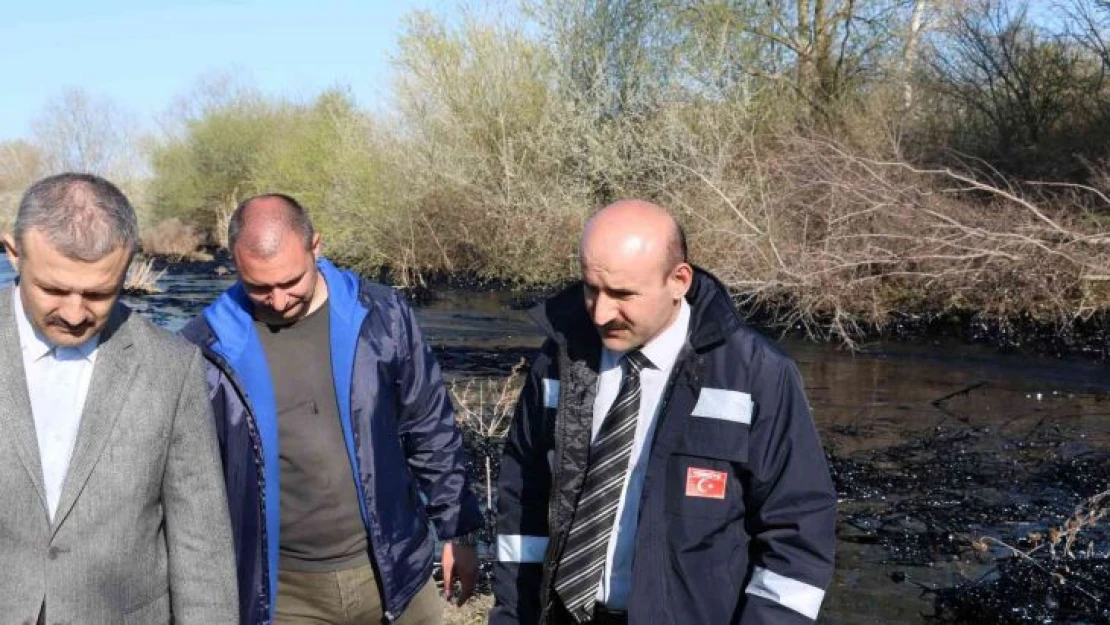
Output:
[0,287,49,514]
[51,304,138,533]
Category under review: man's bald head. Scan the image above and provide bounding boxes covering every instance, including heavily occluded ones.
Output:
[228,193,315,259]
[580,199,693,352]
[581,199,687,276]
[229,193,326,326]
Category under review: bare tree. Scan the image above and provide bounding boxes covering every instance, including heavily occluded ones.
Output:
[156,71,262,138]
[727,0,908,114]
[922,0,1102,176]
[902,0,929,108]
[529,0,682,119]
[0,140,43,193]
[31,88,138,179]
[0,140,43,231]
[1062,0,1110,72]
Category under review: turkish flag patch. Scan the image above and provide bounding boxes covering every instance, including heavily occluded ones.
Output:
[685,467,727,499]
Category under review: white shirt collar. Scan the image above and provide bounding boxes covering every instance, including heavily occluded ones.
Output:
[13,287,99,362]
[604,298,690,373]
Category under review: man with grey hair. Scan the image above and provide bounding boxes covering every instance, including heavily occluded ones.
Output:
[184,193,482,624]
[0,172,238,624]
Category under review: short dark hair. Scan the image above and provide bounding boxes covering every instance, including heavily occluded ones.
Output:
[15,172,138,261]
[227,193,315,256]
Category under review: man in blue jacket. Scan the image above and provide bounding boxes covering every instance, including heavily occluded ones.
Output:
[490,200,837,624]
[183,194,482,624]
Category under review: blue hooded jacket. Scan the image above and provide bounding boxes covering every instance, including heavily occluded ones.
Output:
[183,258,482,624]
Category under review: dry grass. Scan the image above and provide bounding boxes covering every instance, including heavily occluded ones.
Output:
[395,114,1110,345]
[973,489,1110,561]
[141,218,211,261]
[1054,490,1110,559]
[450,363,524,437]
[441,368,526,625]
[123,257,166,294]
[654,133,1110,346]
[442,593,493,625]
[450,361,526,510]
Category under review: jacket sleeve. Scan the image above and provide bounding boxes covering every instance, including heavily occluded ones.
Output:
[201,360,230,465]
[489,343,556,625]
[164,347,240,624]
[394,293,483,540]
[740,360,837,625]
[201,357,268,625]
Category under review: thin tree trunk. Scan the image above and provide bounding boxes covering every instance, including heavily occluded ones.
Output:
[797,0,813,91]
[486,454,493,512]
[903,0,927,110]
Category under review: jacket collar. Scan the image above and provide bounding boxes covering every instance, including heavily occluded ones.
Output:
[199,256,358,361]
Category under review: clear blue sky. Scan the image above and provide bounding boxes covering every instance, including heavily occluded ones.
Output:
[0,0,436,141]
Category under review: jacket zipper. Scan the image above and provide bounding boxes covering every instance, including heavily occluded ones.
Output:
[198,345,272,622]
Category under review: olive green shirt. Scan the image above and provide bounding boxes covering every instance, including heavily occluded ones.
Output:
[255,300,369,572]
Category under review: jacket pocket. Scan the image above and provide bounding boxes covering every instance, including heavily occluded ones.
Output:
[123,588,170,625]
[664,417,748,520]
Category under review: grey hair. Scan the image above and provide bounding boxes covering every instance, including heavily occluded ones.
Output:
[227,193,315,258]
[14,173,138,261]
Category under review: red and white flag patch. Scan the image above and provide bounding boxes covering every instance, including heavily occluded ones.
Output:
[685,467,727,499]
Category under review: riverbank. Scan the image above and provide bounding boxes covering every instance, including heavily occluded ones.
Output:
[374,265,1110,362]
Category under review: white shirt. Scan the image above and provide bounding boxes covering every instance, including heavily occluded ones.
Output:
[592,299,690,609]
[13,289,99,519]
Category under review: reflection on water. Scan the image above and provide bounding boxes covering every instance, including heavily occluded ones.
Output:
[0,257,537,339]
[2,258,1107,622]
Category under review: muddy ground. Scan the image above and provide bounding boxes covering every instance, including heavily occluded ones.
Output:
[446,340,1110,624]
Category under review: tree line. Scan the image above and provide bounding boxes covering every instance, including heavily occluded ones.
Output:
[2,0,1109,343]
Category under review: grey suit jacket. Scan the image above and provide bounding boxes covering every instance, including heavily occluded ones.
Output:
[0,287,238,624]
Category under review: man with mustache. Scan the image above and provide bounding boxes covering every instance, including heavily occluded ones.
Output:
[490,200,837,624]
[183,194,481,624]
[0,173,237,624]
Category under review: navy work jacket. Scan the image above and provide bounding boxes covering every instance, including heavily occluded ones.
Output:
[183,258,481,624]
[490,268,837,624]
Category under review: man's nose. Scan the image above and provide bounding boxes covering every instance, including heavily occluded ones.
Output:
[271,290,289,311]
[590,293,616,327]
[57,294,87,325]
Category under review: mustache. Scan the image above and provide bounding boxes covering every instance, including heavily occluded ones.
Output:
[600,321,631,333]
[46,316,93,334]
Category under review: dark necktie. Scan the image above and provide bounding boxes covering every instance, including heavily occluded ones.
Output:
[553,350,651,622]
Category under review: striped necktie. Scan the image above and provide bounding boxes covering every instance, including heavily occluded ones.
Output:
[554,350,651,622]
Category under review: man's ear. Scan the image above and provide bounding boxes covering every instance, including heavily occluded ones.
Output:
[670,262,693,301]
[310,232,322,260]
[3,233,20,270]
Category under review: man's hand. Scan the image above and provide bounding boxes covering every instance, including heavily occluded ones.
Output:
[441,541,479,606]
